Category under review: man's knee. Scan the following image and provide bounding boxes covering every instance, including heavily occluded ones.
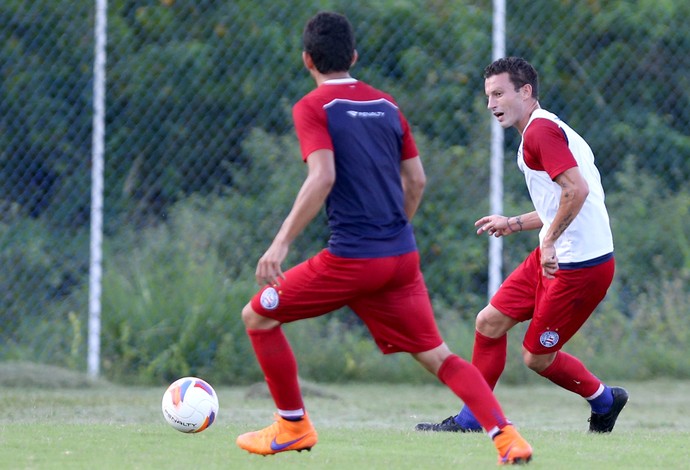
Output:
[241,303,279,330]
[522,349,555,373]
[413,342,452,375]
[475,304,515,338]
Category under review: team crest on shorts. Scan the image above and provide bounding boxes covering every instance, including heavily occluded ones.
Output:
[539,330,560,348]
[260,287,279,310]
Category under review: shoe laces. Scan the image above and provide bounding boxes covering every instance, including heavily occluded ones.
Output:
[440,416,456,425]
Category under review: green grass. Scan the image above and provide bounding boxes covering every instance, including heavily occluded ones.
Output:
[1,379,688,469]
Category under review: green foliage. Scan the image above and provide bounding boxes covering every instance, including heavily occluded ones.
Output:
[0,0,93,225]
[628,275,690,378]
[3,0,689,220]
[100,221,258,385]
[606,156,690,301]
[90,130,689,385]
[285,316,441,384]
[4,110,690,385]
[508,0,690,188]
[0,213,89,363]
[1,1,689,384]
[98,125,325,384]
[414,134,493,312]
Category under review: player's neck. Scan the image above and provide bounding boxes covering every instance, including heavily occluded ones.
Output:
[517,101,541,134]
[314,72,352,86]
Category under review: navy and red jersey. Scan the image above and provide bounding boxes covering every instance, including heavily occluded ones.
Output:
[292,78,419,258]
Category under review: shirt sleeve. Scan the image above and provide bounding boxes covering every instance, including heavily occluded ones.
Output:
[523,118,577,179]
[399,112,419,160]
[292,97,332,162]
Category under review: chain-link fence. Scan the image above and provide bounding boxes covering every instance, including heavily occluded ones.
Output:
[2,1,688,382]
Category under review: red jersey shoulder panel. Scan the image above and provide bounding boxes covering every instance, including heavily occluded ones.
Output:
[292,81,418,162]
[523,117,578,179]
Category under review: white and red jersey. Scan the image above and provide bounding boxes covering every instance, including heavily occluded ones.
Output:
[517,109,613,264]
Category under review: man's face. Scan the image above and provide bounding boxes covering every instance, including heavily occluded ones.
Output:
[484,72,528,130]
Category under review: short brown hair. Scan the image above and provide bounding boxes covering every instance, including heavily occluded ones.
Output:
[303,12,355,74]
[484,57,539,98]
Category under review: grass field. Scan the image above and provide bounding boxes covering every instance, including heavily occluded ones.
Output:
[1,374,688,469]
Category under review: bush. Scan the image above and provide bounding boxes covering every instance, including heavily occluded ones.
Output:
[100,221,258,385]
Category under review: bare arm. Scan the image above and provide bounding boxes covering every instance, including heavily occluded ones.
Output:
[540,166,589,277]
[255,149,335,286]
[475,211,543,237]
[400,156,426,221]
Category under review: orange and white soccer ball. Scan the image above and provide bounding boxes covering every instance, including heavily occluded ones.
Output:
[161,376,219,433]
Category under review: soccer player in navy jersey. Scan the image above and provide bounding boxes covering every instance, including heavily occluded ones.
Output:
[236,12,532,465]
[416,57,628,435]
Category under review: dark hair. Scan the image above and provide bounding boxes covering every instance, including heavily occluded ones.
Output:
[302,12,355,74]
[484,57,539,98]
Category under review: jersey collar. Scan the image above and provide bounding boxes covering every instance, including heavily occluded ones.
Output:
[322,78,358,85]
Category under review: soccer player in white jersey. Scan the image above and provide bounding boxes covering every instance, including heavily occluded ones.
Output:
[416,56,628,434]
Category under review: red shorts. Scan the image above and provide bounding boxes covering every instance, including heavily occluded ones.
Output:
[250,249,443,354]
[491,248,615,355]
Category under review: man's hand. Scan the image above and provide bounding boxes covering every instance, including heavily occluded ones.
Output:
[255,241,289,286]
[540,244,559,279]
[475,214,514,238]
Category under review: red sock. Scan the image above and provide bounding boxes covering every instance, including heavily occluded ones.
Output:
[438,354,510,432]
[538,351,601,397]
[472,331,507,389]
[247,327,304,411]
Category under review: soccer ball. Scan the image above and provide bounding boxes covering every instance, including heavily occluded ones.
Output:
[161,376,219,433]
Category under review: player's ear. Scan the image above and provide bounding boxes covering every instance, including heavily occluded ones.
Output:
[351,50,358,67]
[521,83,532,100]
[302,51,314,70]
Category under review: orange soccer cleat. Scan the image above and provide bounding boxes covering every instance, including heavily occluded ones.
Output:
[493,424,533,465]
[236,413,318,455]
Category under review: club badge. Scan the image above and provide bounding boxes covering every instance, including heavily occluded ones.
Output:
[260,286,280,310]
[539,330,560,348]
